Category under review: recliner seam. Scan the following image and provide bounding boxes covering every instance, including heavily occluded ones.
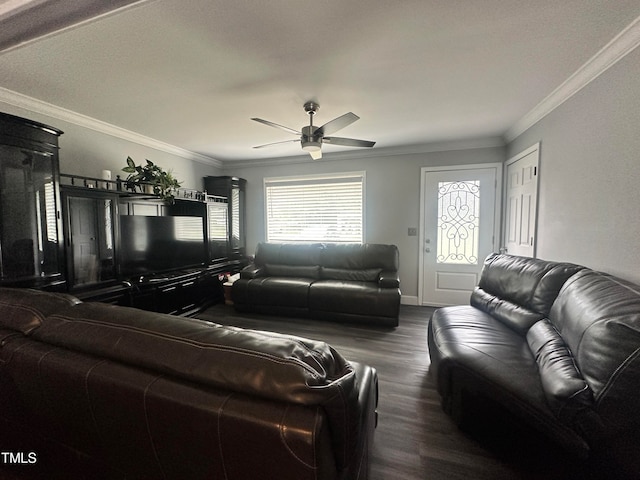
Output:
[40,314,330,379]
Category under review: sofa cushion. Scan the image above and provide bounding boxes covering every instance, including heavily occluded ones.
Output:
[549,270,640,434]
[320,267,381,282]
[32,302,360,468]
[246,277,313,308]
[470,253,583,334]
[254,242,323,267]
[429,305,542,397]
[264,263,320,279]
[526,319,593,424]
[309,280,400,318]
[0,288,80,335]
[321,243,399,271]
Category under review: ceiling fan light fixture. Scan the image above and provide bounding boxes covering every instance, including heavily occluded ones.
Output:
[301,141,321,152]
[301,124,322,153]
[309,148,322,160]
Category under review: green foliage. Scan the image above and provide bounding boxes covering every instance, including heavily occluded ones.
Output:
[122,156,182,203]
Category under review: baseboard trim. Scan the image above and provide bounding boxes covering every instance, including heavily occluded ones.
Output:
[401,295,419,306]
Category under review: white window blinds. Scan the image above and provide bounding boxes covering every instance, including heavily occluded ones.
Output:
[207,201,228,241]
[265,173,364,243]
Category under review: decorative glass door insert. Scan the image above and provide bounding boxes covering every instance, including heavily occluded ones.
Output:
[436,180,480,264]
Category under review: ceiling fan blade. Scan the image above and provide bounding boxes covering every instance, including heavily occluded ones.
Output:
[323,137,375,148]
[314,112,359,136]
[309,149,323,160]
[253,139,299,149]
[251,118,301,135]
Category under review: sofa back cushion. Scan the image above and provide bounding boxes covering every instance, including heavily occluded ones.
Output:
[470,253,583,334]
[549,270,640,433]
[253,243,399,282]
[32,302,359,468]
[263,264,320,279]
[320,268,382,282]
[254,242,324,268]
[320,243,398,271]
[0,288,80,335]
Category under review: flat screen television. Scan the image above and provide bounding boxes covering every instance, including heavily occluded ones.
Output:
[119,215,206,277]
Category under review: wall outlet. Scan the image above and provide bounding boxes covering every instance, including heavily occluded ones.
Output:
[408,227,417,236]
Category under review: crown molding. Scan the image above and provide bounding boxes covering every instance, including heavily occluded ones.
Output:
[505,15,640,142]
[3,13,637,165]
[0,0,159,54]
[0,87,223,168]
[221,136,505,170]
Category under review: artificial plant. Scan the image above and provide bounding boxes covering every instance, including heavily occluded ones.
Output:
[122,156,182,203]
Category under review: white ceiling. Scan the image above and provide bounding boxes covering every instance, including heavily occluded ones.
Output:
[0,0,639,164]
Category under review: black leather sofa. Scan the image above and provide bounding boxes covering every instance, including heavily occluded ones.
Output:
[232,243,401,327]
[0,287,378,480]
[428,253,640,478]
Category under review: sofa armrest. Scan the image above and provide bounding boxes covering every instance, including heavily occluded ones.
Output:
[240,264,265,279]
[378,270,400,288]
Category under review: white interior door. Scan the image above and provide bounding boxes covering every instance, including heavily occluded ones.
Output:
[420,165,500,306]
[504,143,539,257]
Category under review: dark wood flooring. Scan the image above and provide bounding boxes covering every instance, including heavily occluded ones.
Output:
[195,304,594,480]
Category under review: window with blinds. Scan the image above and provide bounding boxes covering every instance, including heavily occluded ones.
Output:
[207,201,228,241]
[265,172,365,243]
[174,216,205,241]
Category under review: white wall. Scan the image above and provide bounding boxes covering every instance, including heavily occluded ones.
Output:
[10,43,637,294]
[0,99,503,301]
[0,103,222,190]
[507,47,640,283]
[224,145,505,301]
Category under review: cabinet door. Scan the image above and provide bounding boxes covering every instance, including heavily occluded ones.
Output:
[66,194,117,287]
[0,145,63,284]
[230,183,245,253]
[203,176,246,258]
[207,199,228,261]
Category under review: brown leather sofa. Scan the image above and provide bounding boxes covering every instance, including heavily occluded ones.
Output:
[232,243,401,327]
[0,288,378,480]
[428,253,640,479]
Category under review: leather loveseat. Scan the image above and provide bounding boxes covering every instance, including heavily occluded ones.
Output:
[428,253,640,478]
[0,287,378,480]
[232,243,401,327]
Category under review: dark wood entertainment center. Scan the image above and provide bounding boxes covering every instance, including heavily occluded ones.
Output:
[0,111,246,315]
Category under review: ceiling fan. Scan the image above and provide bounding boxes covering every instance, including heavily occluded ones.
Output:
[251,101,375,160]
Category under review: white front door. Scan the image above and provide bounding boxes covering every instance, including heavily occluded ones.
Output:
[420,165,501,306]
[504,143,539,257]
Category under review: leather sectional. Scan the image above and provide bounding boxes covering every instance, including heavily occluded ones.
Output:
[428,253,640,478]
[0,287,378,479]
[232,242,401,327]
